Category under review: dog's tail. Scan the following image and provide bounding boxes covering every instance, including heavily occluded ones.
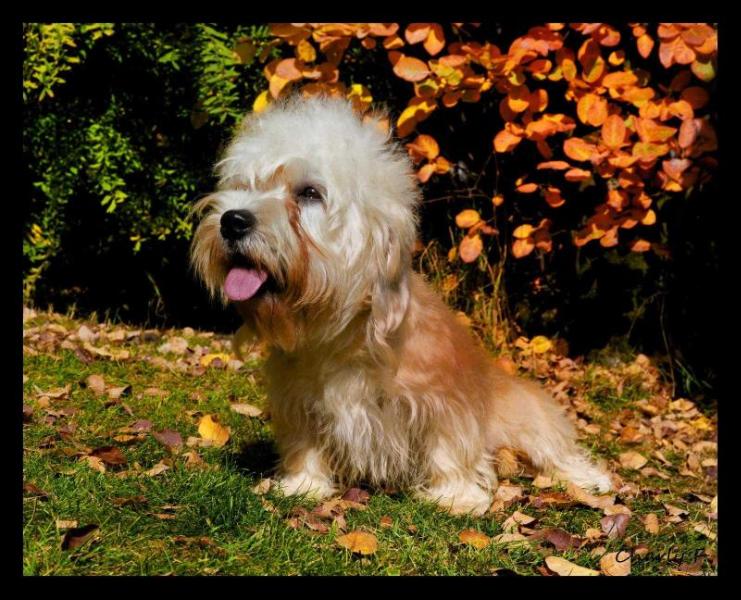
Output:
[491,378,613,493]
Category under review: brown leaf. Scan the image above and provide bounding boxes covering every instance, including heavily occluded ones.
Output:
[530,492,574,509]
[23,482,49,500]
[600,513,630,539]
[152,429,183,451]
[61,524,100,550]
[533,527,584,551]
[379,515,393,528]
[619,451,647,470]
[341,487,370,505]
[91,446,127,467]
[600,551,631,576]
[111,495,148,507]
[145,460,170,477]
[643,513,660,534]
[84,374,106,396]
[336,530,378,555]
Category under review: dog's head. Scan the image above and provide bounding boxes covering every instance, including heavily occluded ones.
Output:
[191,96,420,352]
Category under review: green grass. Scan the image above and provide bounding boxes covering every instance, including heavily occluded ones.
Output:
[23,312,717,576]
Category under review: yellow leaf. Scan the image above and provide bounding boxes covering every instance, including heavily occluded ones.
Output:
[198,414,230,448]
[458,529,491,549]
[336,530,378,555]
[253,90,270,113]
[530,335,552,354]
[455,209,481,228]
[200,353,231,368]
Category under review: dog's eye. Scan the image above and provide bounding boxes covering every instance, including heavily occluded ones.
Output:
[297,186,323,203]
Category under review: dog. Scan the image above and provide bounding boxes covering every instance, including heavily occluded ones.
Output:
[191,96,612,514]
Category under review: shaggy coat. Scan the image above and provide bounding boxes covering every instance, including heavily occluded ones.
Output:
[191,96,611,514]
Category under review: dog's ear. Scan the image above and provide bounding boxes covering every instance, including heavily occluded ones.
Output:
[366,220,414,359]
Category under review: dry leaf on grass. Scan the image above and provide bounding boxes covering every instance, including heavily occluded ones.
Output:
[230,403,263,417]
[502,510,536,533]
[566,482,615,510]
[252,478,272,495]
[336,530,378,555]
[600,551,631,576]
[458,529,491,549]
[61,524,100,550]
[152,429,183,451]
[643,513,660,535]
[600,513,630,539]
[619,451,648,470]
[544,556,599,576]
[84,374,106,396]
[197,414,230,447]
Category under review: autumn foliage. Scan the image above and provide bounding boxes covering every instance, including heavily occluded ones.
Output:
[254,22,717,264]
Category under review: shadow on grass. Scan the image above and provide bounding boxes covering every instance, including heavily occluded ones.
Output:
[231,438,280,479]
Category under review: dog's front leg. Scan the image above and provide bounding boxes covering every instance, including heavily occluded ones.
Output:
[414,435,496,516]
[274,442,337,500]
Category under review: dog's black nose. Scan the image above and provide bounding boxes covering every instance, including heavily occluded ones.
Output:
[220,209,256,241]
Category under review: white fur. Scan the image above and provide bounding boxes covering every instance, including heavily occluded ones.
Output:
[191,96,612,515]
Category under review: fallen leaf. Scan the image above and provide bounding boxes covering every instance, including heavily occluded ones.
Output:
[91,446,127,467]
[600,513,630,538]
[84,374,106,396]
[619,451,648,470]
[380,515,393,528]
[23,482,49,500]
[530,492,573,509]
[61,524,100,550]
[458,529,491,549]
[336,530,378,555]
[197,415,230,448]
[693,523,716,541]
[252,478,272,495]
[183,450,206,469]
[600,551,631,576]
[643,513,660,534]
[533,527,583,551]
[152,429,183,451]
[111,495,148,507]
[544,556,599,576]
[532,474,554,489]
[502,510,536,533]
[106,385,131,400]
[230,403,263,417]
[145,461,170,477]
[82,455,107,473]
[565,482,610,509]
[56,519,78,530]
[341,488,370,505]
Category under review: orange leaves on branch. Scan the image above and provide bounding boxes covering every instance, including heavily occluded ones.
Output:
[459,233,484,263]
[388,51,431,82]
[260,22,717,260]
[563,137,599,162]
[577,93,608,126]
[601,114,627,150]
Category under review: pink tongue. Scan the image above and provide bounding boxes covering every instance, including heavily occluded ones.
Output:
[224,267,268,301]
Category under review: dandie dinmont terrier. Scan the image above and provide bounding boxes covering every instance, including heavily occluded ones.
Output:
[191,96,612,514]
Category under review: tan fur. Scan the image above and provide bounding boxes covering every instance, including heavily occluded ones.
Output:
[191,96,612,514]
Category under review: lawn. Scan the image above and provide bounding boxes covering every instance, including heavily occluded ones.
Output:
[22,307,717,576]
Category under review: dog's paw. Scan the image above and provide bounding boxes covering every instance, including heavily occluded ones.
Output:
[275,472,337,500]
[416,483,493,516]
